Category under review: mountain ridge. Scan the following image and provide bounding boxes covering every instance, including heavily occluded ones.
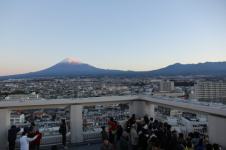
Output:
[1,59,226,79]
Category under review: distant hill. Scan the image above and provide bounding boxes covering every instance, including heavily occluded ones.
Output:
[149,62,226,76]
[1,58,226,79]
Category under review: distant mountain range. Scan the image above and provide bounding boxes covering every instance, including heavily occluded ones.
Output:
[1,58,226,79]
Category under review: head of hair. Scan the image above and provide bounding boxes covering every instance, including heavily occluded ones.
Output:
[51,145,58,150]
[186,139,192,148]
[22,131,27,136]
[213,143,220,150]
[144,116,149,124]
[31,122,35,126]
[150,117,153,121]
[206,144,213,150]
[198,138,203,145]
[61,119,66,124]
[179,133,184,139]
[167,124,171,130]
[110,117,114,121]
[194,132,200,138]
[188,132,194,138]
[11,125,16,129]
[101,126,105,130]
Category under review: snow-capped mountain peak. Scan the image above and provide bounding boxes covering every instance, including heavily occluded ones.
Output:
[60,57,81,64]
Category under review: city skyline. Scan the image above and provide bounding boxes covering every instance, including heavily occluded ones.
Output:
[1,0,226,75]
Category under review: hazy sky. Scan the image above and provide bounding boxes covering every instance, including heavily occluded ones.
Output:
[0,0,226,75]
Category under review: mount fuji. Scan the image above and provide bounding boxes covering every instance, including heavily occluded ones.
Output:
[34,57,129,76]
[0,57,132,79]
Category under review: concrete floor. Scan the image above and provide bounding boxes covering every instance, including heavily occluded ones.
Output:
[69,143,100,150]
[39,143,100,150]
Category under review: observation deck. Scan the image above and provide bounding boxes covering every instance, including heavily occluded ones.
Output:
[0,95,226,149]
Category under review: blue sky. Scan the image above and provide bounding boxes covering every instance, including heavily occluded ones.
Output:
[0,0,226,75]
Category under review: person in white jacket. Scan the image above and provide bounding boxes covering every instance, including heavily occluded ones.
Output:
[130,124,138,150]
[20,130,38,150]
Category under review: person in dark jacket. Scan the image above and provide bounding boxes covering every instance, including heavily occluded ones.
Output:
[28,122,37,150]
[138,126,150,150]
[29,122,36,133]
[116,125,123,142]
[118,131,129,150]
[8,125,20,150]
[126,114,136,132]
[101,126,109,141]
[196,139,204,150]
[177,133,186,150]
[59,119,67,149]
[168,131,178,150]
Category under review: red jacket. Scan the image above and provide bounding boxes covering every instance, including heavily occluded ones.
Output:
[33,131,42,145]
[108,121,117,133]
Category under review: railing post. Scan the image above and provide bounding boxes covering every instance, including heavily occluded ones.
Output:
[145,102,155,119]
[208,115,226,149]
[129,100,155,118]
[70,105,83,143]
[0,109,11,150]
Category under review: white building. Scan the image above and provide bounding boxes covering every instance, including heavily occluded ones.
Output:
[194,81,226,102]
[5,92,40,101]
[180,116,207,135]
[160,80,175,92]
[10,114,25,125]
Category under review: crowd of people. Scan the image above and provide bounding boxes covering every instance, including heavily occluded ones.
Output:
[100,114,222,150]
[7,116,222,150]
[8,119,67,150]
[8,122,42,150]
